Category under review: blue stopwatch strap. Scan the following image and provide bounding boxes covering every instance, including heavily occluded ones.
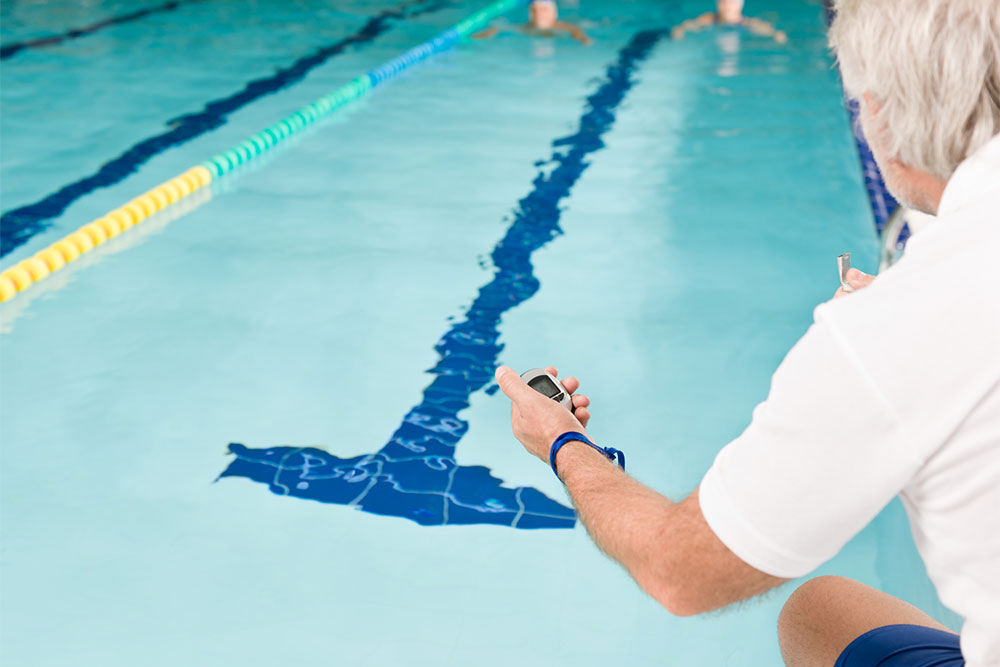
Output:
[549,431,626,482]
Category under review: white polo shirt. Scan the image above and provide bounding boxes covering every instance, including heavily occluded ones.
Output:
[699,134,1000,667]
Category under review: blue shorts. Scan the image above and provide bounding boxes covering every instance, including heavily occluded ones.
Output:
[835,624,963,667]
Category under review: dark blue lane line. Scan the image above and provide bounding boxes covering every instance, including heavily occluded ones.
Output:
[0,0,448,258]
[220,29,668,529]
[1,0,191,60]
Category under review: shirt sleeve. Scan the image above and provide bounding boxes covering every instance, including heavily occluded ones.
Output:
[698,307,922,578]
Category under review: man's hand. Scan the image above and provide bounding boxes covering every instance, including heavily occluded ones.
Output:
[495,365,591,462]
[496,366,784,616]
[833,268,876,299]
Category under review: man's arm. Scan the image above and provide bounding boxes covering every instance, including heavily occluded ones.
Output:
[671,12,716,40]
[471,25,503,39]
[556,443,784,615]
[556,21,593,46]
[744,17,787,44]
[495,365,784,616]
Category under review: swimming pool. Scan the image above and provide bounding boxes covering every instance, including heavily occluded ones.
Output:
[0,0,959,664]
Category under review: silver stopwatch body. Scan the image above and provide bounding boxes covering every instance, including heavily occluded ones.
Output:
[519,368,574,411]
[838,253,854,293]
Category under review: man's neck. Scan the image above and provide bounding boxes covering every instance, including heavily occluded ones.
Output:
[883,157,947,215]
[907,168,947,215]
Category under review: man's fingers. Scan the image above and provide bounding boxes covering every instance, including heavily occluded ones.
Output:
[499,365,581,401]
[846,268,875,290]
[834,269,876,299]
[542,366,579,394]
[571,393,590,409]
[495,366,535,402]
[574,407,591,428]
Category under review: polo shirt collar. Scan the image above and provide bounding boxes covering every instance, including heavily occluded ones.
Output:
[938,133,1000,217]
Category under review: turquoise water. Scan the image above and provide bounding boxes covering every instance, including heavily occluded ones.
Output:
[0,0,956,664]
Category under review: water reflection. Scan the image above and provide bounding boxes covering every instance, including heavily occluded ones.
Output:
[715,29,741,77]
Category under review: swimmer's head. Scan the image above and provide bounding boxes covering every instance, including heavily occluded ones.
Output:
[716,0,745,24]
[529,0,558,29]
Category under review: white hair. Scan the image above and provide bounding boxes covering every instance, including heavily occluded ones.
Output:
[828,0,1000,180]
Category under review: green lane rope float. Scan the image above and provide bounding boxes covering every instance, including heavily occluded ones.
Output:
[0,0,525,303]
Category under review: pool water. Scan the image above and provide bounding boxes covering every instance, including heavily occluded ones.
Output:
[0,0,958,664]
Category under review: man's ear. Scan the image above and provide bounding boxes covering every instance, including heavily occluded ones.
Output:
[859,92,893,165]
[859,91,946,214]
[861,91,880,114]
[860,92,883,146]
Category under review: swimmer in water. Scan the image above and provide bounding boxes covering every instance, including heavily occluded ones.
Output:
[472,0,593,45]
[671,0,787,44]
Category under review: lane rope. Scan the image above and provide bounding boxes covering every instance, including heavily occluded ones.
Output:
[0,0,448,257]
[0,0,525,303]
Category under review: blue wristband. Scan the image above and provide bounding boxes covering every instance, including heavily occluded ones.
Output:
[549,431,626,482]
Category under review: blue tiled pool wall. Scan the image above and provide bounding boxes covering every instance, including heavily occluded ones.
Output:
[844,97,902,238]
[823,1,908,249]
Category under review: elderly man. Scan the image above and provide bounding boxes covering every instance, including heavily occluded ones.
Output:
[495,1,999,665]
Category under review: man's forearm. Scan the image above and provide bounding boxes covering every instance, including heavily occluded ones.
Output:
[492,364,782,614]
[555,443,783,615]
[556,443,687,610]
[471,26,501,39]
[567,25,591,45]
[744,18,786,42]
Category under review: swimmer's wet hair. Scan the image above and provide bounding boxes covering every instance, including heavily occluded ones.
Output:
[829,0,1000,180]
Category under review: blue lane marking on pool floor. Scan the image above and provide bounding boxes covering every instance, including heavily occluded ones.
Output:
[219,28,667,529]
[0,0,191,60]
[0,0,448,258]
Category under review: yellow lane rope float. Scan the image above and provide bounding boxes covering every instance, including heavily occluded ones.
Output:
[0,0,525,303]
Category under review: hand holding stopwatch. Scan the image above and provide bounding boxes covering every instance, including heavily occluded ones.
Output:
[513,369,625,479]
[519,368,574,411]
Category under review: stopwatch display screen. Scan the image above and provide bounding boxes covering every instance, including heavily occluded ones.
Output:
[528,375,561,398]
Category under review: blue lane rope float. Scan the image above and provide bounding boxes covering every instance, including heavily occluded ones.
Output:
[0,0,527,302]
[199,0,527,180]
[0,0,450,258]
[203,0,525,177]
